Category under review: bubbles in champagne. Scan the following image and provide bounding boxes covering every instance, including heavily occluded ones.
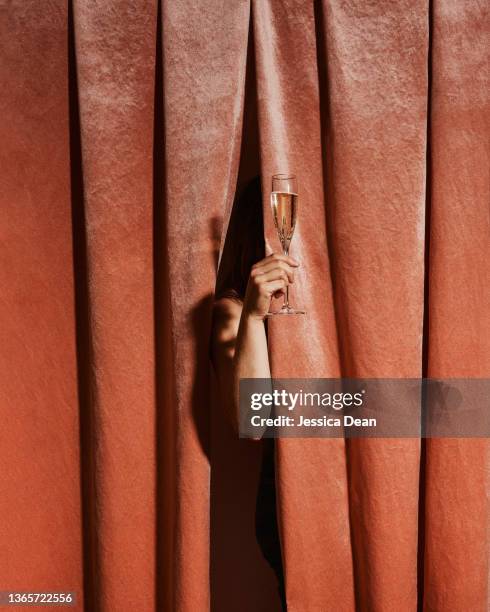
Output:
[270,191,298,253]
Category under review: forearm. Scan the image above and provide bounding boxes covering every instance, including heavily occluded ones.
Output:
[234,314,270,377]
[232,313,270,413]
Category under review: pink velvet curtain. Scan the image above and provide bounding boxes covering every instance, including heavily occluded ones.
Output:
[1,1,488,611]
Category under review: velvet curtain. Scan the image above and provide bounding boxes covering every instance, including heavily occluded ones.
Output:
[1,1,488,611]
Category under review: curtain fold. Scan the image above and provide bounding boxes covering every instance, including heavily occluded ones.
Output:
[1,1,488,610]
[71,2,158,610]
[318,1,429,609]
[0,0,84,604]
[252,1,355,609]
[160,1,250,609]
[424,1,490,609]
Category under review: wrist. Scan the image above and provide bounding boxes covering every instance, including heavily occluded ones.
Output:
[242,309,266,324]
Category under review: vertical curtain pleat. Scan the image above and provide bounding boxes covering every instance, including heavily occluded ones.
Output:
[0,0,84,603]
[252,1,355,609]
[314,0,428,609]
[71,1,158,610]
[160,1,250,609]
[424,0,490,609]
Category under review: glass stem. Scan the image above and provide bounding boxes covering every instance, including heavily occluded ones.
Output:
[283,247,290,309]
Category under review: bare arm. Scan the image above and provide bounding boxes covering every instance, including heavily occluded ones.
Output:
[211,253,299,432]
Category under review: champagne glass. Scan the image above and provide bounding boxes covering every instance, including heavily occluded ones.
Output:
[266,173,305,316]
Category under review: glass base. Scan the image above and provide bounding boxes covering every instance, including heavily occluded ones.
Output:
[265,306,306,316]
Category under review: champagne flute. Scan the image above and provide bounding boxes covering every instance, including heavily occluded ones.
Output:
[266,173,305,316]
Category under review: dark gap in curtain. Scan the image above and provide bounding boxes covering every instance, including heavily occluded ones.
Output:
[153,2,176,610]
[418,0,434,608]
[213,10,259,297]
[67,1,97,609]
[215,14,260,285]
[210,5,261,599]
[236,24,261,196]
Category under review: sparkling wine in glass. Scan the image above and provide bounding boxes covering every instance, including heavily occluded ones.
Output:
[266,173,305,316]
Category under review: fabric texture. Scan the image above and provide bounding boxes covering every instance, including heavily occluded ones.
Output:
[0,1,488,611]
